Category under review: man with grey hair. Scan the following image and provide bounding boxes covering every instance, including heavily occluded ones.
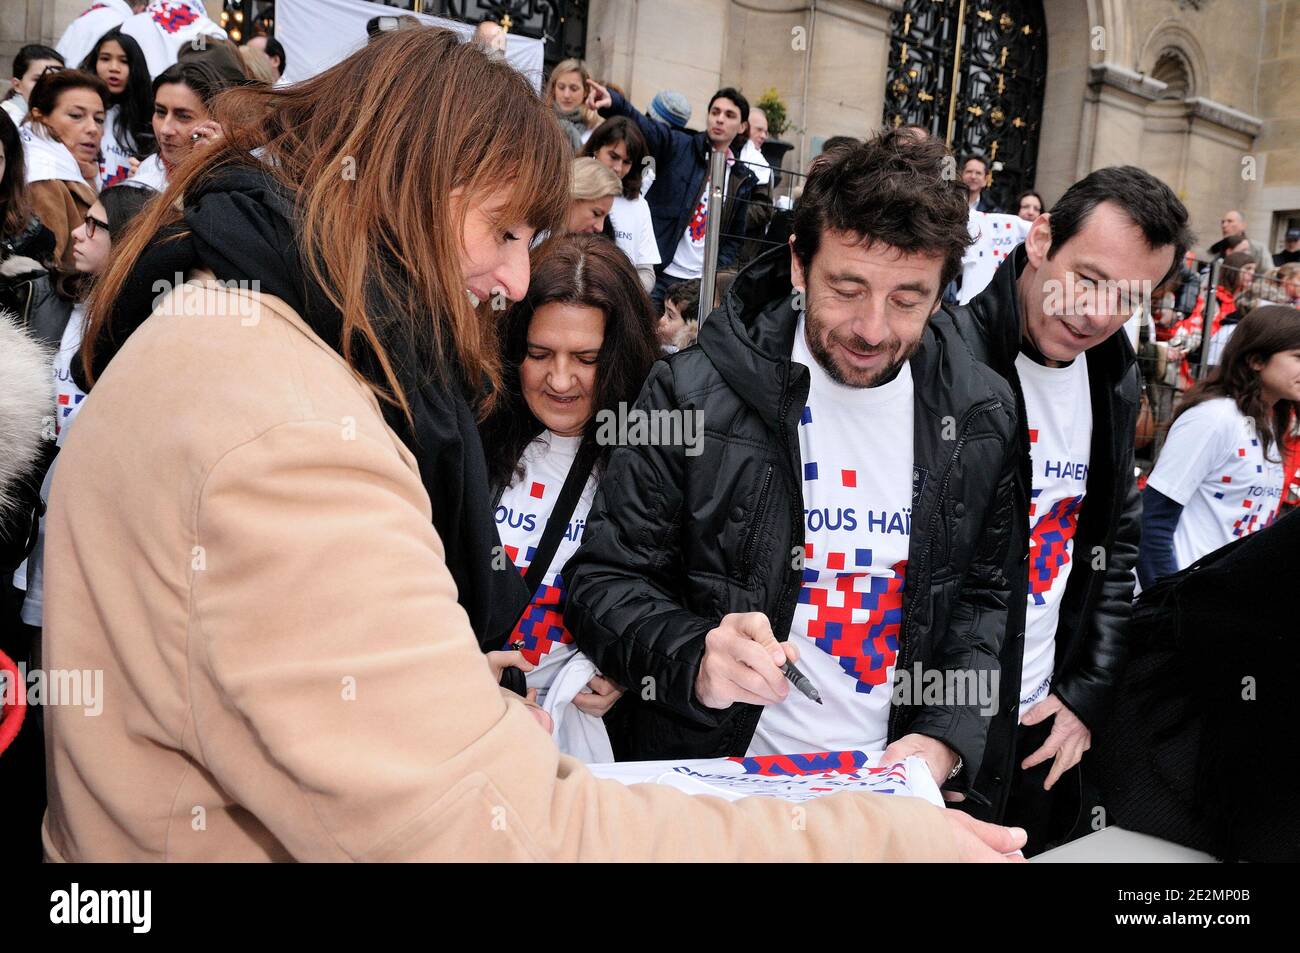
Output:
[472,18,507,58]
[740,105,772,186]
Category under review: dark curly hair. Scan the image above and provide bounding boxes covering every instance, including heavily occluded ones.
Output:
[793,127,972,291]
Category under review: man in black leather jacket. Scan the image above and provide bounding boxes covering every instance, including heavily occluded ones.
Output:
[564,130,1022,799]
[941,166,1193,851]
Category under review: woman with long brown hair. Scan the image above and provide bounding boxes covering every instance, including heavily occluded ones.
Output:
[580,116,660,291]
[1139,305,1300,587]
[479,233,657,758]
[41,28,1007,862]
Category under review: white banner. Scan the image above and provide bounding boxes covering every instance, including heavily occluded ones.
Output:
[276,0,544,91]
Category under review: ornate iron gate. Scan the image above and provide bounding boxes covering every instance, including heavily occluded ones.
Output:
[884,0,1047,213]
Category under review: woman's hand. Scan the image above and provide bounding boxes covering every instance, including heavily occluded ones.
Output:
[571,674,624,717]
[524,688,554,734]
[189,120,224,150]
[486,649,533,681]
[128,155,140,175]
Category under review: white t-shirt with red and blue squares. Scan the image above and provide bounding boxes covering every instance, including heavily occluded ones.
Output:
[1017,351,1092,716]
[494,431,599,700]
[663,150,733,281]
[748,319,914,756]
[959,212,1031,305]
[1147,396,1284,571]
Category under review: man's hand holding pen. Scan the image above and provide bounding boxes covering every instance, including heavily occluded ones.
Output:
[696,612,806,709]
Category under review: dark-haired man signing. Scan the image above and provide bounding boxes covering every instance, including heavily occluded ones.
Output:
[564,130,1022,798]
[943,166,1193,852]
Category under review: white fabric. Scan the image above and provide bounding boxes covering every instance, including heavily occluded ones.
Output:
[276,0,545,91]
[1,97,27,126]
[1206,321,1237,367]
[1147,397,1284,570]
[748,318,914,756]
[591,754,943,808]
[609,194,660,269]
[54,304,90,446]
[959,211,1031,305]
[19,304,91,627]
[1122,307,1147,353]
[121,1,228,78]
[540,653,614,763]
[126,152,167,191]
[664,151,733,280]
[56,0,134,72]
[493,431,599,696]
[1017,352,1092,715]
[739,139,771,186]
[20,122,86,186]
[100,104,135,188]
[662,184,708,280]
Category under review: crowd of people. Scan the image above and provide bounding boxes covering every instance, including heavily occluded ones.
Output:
[1,6,1297,864]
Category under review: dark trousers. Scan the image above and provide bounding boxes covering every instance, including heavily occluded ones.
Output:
[1002,716,1087,857]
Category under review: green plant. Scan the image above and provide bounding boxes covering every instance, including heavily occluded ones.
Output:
[756,87,798,139]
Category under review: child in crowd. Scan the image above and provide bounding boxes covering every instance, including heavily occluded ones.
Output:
[657,277,700,352]
[1139,305,1300,587]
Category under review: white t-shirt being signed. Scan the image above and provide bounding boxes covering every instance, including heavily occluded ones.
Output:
[749,320,914,756]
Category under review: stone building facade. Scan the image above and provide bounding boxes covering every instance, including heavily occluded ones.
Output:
[18,0,1300,259]
[584,0,1300,262]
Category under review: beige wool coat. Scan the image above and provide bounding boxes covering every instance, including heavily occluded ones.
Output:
[41,277,960,861]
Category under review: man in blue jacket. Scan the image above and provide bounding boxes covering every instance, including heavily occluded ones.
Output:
[587,80,757,307]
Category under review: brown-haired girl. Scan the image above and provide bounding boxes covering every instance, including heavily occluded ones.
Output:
[1140,305,1300,586]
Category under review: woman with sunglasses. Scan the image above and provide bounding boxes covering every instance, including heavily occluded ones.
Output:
[80,29,154,188]
[580,116,660,292]
[21,69,107,270]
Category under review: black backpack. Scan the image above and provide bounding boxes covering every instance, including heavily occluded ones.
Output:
[1097,507,1300,861]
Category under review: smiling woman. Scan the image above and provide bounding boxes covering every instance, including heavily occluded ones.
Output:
[22,69,107,270]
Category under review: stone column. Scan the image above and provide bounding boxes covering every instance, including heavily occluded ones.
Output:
[798,0,899,170]
[1247,0,1300,255]
[585,0,730,125]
